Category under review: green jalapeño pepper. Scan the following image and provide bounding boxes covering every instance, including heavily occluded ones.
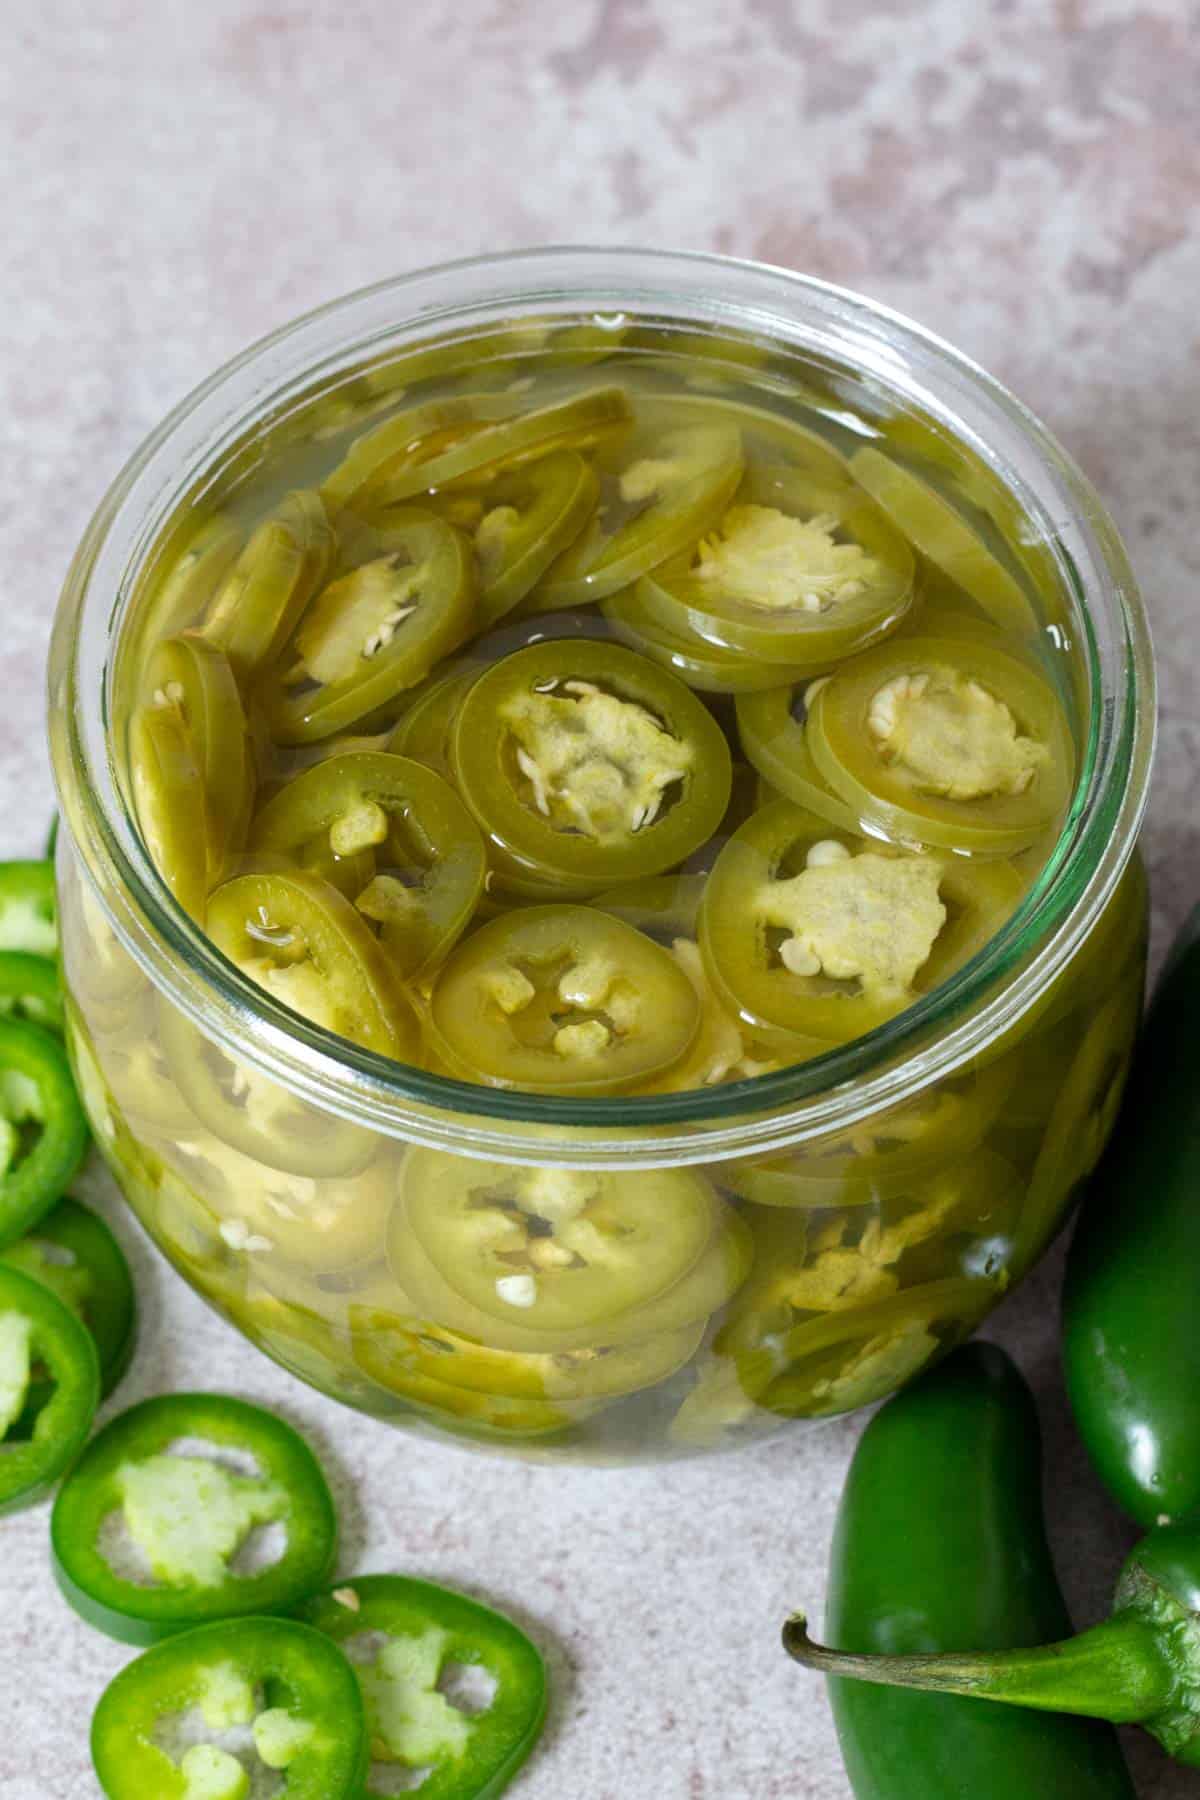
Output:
[91,1616,368,1799]
[251,751,486,979]
[1,1196,136,1400]
[1064,902,1200,1527]
[52,1393,338,1644]
[0,949,65,1032]
[787,1387,1200,1770]
[0,1264,99,1512]
[0,859,57,957]
[0,1018,89,1248]
[299,1574,547,1799]
[782,1344,1135,1798]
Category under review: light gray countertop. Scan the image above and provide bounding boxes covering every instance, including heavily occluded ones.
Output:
[3,4,1199,1795]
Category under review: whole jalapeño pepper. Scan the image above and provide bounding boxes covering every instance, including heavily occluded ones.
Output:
[783,1345,1135,1797]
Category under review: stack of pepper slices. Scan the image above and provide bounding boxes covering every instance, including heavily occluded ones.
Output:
[0,829,547,1799]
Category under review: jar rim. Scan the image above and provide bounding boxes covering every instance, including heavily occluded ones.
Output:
[48,246,1155,1166]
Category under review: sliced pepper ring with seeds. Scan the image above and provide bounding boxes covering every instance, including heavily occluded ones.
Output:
[450,639,732,897]
[136,632,253,886]
[90,1616,368,1799]
[251,751,486,980]
[634,465,915,667]
[699,798,1026,1045]
[426,904,701,1093]
[395,1148,718,1338]
[0,1016,90,1249]
[1,1196,136,1401]
[206,870,419,1063]
[806,635,1074,854]
[52,1393,338,1644]
[266,508,476,743]
[201,489,335,681]
[531,419,745,607]
[0,1263,99,1512]
[299,1574,547,1800]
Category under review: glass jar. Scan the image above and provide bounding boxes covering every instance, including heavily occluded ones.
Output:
[48,250,1154,1463]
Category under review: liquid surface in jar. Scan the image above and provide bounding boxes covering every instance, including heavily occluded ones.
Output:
[115,317,1081,1098]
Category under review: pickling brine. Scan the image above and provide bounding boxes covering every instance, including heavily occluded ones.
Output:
[51,275,1151,1462]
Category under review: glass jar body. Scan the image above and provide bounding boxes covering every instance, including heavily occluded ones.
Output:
[59,842,1146,1461]
[47,250,1155,1462]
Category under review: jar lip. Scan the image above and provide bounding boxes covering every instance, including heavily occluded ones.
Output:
[49,247,1155,1165]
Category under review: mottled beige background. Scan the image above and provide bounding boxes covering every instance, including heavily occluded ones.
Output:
[2,3,1199,1796]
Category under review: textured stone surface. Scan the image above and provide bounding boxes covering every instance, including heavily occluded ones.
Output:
[2,3,1199,1795]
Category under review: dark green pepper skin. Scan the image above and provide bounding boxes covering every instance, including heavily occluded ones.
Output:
[821,1344,1134,1799]
[1063,904,1200,1530]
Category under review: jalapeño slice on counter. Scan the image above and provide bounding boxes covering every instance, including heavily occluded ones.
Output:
[427,905,701,1093]
[252,751,486,979]
[0,1018,89,1249]
[0,950,65,1033]
[393,1150,717,1338]
[699,799,1025,1045]
[533,418,744,606]
[635,465,915,667]
[849,445,1039,634]
[299,1574,547,1799]
[0,859,58,958]
[0,1264,99,1512]
[450,639,732,896]
[90,1616,368,1799]
[202,489,335,679]
[268,508,476,742]
[206,870,418,1061]
[53,1393,338,1644]
[2,1197,136,1400]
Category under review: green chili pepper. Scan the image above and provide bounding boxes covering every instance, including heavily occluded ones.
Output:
[1,1196,136,1400]
[91,1616,369,1798]
[0,859,57,957]
[0,1264,100,1512]
[299,1574,547,1798]
[1063,903,1200,1528]
[782,1345,1135,1797]
[44,814,60,860]
[52,1393,338,1644]
[0,949,65,1032]
[0,1017,89,1249]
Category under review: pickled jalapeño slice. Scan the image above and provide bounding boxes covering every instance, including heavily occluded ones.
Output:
[202,489,335,678]
[268,509,475,742]
[397,1150,717,1334]
[849,446,1038,634]
[252,751,486,978]
[427,904,700,1093]
[450,639,732,895]
[699,799,1026,1044]
[636,466,914,666]
[806,635,1074,854]
[533,420,744,606]
[207,870,417,1060]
